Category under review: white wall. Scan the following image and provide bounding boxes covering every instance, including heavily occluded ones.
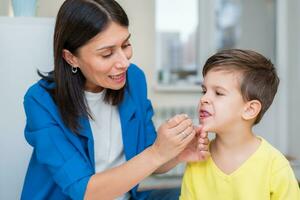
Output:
[36,0,65,17]
[0,0,65,16]
[0,17,55,199]
[0,0,9,15]
[287,0,300,159]
[238,0,276,60]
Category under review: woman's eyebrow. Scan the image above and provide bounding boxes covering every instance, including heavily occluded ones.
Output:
[96,34,131,51]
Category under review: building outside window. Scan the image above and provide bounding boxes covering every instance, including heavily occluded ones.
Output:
[155,0,276,91]
[155,0,200,88]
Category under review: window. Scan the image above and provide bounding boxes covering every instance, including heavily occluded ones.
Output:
[155,0,201,89]
[155,0,276,91]
[215,0,276,61]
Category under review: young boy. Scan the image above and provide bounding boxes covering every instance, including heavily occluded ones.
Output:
[180,49,300,200]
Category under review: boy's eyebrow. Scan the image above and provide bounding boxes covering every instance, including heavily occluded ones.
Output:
[201,84,228,92]
[214,85,228,92]
[96,34,131,51]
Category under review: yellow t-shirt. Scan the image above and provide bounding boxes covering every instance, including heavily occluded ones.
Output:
[180,137,300,200]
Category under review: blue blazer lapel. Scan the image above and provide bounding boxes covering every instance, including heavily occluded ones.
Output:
[78,116,95,168]
[119,88,139,161]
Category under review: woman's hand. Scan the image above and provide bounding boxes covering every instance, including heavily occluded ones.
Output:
[150,114,196,165]
[177,125,210,162]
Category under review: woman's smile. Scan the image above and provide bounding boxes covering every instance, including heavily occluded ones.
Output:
[108,72,126,83]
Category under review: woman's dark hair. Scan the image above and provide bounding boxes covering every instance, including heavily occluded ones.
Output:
[39,0,129,133]
[202,49,280,124]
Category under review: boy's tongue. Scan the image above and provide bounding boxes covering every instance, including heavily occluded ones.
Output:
[200,110,211,117]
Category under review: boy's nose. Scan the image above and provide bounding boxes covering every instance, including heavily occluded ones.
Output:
[200,94,209,104]
[197,95,209,114]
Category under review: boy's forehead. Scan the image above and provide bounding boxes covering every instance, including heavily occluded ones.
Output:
[207,67,242,75]
[203,70,242,88]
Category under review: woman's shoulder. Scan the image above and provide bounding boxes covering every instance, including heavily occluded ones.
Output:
[127,63,146,81]
[23,79,59,125]
[126,63,147,91]
[24,79,54,100]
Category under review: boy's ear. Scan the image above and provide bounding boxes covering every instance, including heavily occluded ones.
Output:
[62,49,79,67]
[242,100,262,121]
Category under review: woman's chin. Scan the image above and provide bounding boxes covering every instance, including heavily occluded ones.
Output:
[107,82,126,90]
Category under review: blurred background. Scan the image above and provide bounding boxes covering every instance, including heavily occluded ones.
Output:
[0,0,299,199]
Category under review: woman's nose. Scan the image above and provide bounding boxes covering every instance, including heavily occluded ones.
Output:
[116,50,130,69]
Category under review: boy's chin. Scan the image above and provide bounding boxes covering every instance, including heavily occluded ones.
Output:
[200,123,218,133]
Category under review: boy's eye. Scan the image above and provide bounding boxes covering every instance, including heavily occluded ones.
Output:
[215,91,224,96]
[122,43,131,49]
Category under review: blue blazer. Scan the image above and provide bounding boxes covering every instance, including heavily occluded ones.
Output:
[21,64,157,200]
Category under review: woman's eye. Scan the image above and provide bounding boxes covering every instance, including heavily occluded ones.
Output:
[102,52,113,58]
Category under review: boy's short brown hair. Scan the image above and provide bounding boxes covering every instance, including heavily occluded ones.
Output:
[202,49,279,124]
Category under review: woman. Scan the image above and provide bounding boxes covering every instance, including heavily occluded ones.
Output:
[21,0,209,199]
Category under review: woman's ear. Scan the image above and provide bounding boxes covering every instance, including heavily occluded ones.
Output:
[242,100,262,121]
[62,49,79,67]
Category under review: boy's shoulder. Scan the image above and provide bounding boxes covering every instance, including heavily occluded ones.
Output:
[259,137,291,171]
[187,137,291,171]
[185,137,292,174]
[186,158,212,175]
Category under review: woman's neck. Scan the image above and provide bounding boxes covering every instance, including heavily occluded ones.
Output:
[85,81,104,93]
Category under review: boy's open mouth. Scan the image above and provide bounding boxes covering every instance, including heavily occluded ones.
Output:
[199,109,212,120]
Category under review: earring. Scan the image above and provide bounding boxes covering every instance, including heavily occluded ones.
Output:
[72,66,78,74]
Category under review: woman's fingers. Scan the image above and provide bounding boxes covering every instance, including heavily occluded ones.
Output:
[194,125,209,145]
[199,150,211,160]
[198,137,209,145]
[193,125,210,158]
[153,114,198,163]
[170,118,193,135]
[153,114,188,162]
[177,126,194,140]
[198,143,209,151]
[194,125,207,137]
[154,113,211,163]
[166,114,188,128]
[180,129,196,147]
